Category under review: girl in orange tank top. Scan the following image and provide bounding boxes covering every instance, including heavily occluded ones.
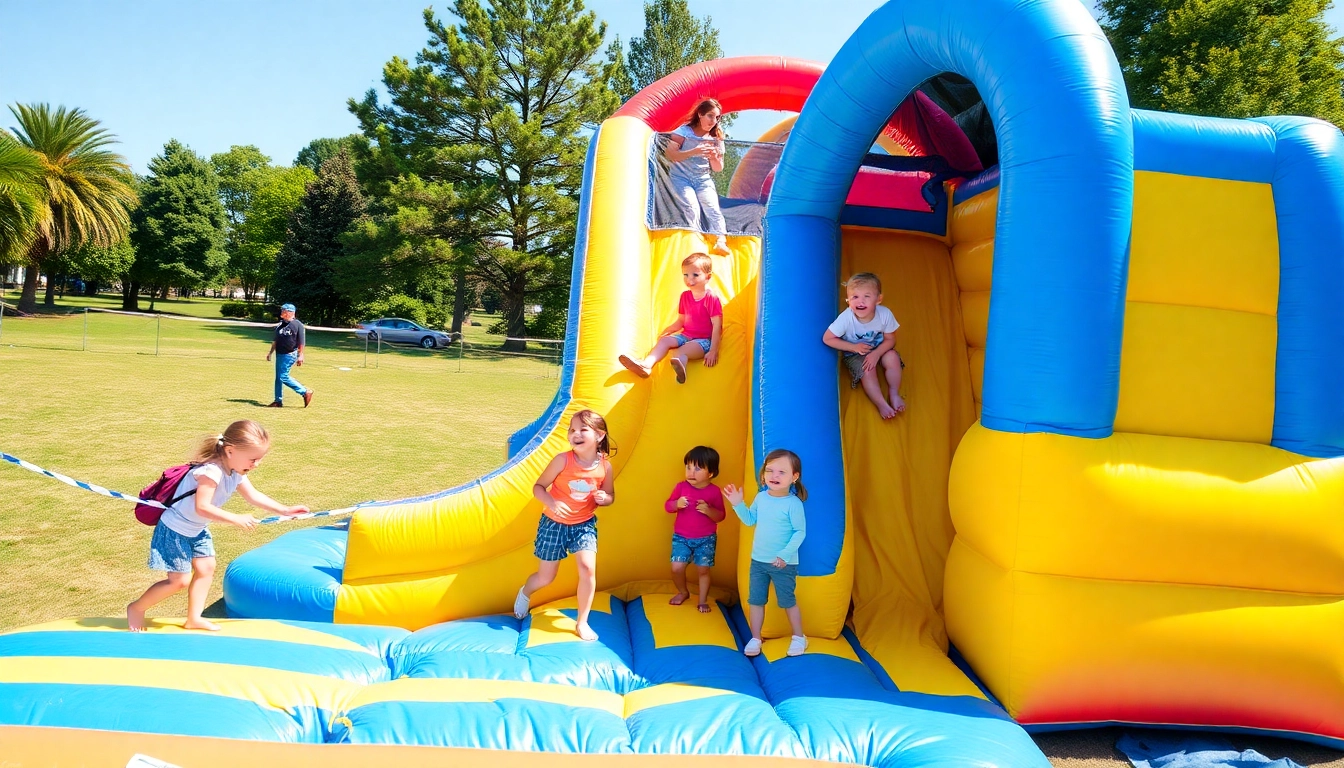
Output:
[512,410,617,642]
[545,451,607,524]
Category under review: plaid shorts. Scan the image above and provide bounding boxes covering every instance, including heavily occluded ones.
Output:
[533,514,598,561]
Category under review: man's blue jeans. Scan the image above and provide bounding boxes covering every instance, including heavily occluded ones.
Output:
[275,351,307,403]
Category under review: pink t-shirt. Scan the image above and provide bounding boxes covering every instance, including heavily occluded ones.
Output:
[678,290,723,340]
[664,480,725,539]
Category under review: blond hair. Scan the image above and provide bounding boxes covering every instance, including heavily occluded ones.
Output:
[190,420,270,463]
[682,252,713,274]
[844,272,882,294]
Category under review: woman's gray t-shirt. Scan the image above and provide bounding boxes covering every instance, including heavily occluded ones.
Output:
[669,124,717,181]
[159,463,243,537]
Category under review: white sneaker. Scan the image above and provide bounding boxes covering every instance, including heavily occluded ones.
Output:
[787,635,808,657]
[512,587,530,620]
[743,637,762,656]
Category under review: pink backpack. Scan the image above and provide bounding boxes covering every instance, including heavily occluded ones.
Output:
[134,464,200,526]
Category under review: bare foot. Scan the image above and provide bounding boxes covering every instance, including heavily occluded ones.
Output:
[183,618,222,632]
[670,357,687,384]
[890,394,907,414]
[669,592,690,606]
[712,238,731,256]
[618,354,651,378]
[576,620,599,641]
[126,602,147,633]
[877,401,897,419]
[697,602,712,613]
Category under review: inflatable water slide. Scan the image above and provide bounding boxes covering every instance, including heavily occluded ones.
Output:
[5,0,1344,765]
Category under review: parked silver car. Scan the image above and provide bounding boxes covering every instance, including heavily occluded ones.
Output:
[355,318,453,349]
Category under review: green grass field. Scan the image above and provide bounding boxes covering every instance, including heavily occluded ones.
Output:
[2,297,1340,768]
[0,295,559,630]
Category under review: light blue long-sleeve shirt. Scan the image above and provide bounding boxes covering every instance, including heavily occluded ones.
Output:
[732,492,806,565]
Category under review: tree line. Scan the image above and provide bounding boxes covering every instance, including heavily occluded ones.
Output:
[2,0,1343,347]
[0,0,722,350]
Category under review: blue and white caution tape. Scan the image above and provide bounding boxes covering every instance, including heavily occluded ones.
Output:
[1,451,160,506]
[1,451,378,525]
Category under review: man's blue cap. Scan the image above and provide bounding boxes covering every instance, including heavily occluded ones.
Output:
[280,303,296,312]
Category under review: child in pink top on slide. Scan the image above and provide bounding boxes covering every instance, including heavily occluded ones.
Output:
[618,253,722,384]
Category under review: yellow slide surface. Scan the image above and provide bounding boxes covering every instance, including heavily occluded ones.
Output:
[336,117,761,629]
[837,227,987,699]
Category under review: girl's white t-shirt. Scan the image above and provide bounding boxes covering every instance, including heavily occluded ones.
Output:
[828,306,900,350]
[159,463,243,537]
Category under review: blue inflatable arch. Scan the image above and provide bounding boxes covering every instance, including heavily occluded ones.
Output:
[756,0,1134,576]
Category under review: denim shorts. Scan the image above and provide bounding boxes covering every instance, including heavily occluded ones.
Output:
[148,522,215,573]
[672,334,713,354]
[670,532,717,566]
[747,558,798,608]
[843,349,904,387]
[534,514,598,561]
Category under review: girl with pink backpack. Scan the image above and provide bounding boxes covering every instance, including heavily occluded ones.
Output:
[126,420,307,632]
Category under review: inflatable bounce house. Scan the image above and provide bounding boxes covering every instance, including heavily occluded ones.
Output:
[5,0,1344,764]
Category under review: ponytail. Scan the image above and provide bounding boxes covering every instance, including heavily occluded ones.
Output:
[190,420,270,463]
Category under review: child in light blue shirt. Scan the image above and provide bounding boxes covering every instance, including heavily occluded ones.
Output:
[724,449,808,658]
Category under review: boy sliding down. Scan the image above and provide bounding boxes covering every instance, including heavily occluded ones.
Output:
[618,253,722,384]
[823,272,906,419]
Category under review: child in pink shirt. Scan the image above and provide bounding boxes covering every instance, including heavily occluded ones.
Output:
[665,445,726,612]
[619,253,722,384]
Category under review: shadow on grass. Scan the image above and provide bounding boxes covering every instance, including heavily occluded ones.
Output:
[225,398,269,408]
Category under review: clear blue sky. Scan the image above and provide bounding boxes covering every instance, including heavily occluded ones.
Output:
[2,1,1341,173]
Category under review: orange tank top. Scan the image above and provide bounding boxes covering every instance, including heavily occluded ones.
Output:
[545,451,607,524]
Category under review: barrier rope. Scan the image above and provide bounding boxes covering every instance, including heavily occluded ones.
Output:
[0,451,376,525]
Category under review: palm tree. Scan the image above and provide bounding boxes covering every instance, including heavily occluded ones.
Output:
[0,132,44,270]
[8,104,137,312]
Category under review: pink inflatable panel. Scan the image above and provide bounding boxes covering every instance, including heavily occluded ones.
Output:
[846,168,934,211]
[760,167,934,212]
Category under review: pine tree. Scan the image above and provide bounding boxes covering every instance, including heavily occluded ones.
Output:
[272,149,366,326]
[350,0,619,350]
[295,136,366,174]
[626,0,723,93]
[1100,0,1344,125]
[129,140,227,305]
[606,36,636,102]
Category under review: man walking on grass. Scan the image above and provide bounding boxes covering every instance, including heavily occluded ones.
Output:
[265,303,313,408]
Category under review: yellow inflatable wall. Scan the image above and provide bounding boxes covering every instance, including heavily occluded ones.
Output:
[337,117,759,629]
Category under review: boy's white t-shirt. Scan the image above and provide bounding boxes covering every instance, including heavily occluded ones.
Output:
[159,463,244,537]
[828,306,900,351]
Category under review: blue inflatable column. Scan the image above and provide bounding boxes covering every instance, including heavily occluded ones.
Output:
[758,0,1134,577]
